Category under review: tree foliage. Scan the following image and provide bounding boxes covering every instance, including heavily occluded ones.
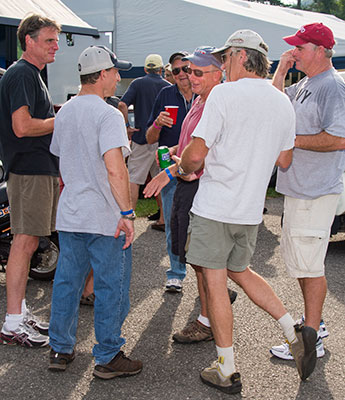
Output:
[248,0,345,21]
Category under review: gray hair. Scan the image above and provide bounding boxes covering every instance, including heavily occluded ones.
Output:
[234,44,271,78]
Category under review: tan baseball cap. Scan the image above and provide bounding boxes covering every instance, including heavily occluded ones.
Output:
[145,54,163,68]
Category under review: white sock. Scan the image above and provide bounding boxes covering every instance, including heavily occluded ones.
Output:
[216,345,235,378]
[4,313,24,331]
[197,314,210,328]
[278,313,297,344]
[21,299,27,315]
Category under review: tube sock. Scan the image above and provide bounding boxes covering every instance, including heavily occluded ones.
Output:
[278,313,297,344]
[216,345,235,378]
[197,314,210,328]
[4,313,24,331]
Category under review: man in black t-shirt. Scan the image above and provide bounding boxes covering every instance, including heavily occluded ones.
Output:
[0,14,61,348]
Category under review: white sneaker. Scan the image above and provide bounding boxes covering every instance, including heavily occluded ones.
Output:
[165,278,182,293]
[24,307,49,336]
[0,322,49,348]
[270,336,325,360]
[299,315,329,339]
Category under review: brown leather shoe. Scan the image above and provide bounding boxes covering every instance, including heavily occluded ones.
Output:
[93,351,143,380]
[173,320,213,343]
[151,222,165,232]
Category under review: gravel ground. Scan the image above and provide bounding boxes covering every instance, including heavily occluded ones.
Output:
[0,196,344,400]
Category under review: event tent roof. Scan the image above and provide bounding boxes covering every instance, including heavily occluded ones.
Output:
[110,0,345,71]
[0,0,99,36]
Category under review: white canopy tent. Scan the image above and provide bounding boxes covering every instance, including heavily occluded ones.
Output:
[111,0,345,73]
[0,0,99,36]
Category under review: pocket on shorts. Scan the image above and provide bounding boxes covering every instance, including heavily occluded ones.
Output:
[287,228,328,274]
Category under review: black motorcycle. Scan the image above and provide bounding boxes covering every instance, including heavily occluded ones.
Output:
[0,180,59,281]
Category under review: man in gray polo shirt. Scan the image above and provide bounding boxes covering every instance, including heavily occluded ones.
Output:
[271,23,345,375]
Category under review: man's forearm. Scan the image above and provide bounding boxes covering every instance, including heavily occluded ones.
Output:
[118,101,129,122]
[295,131,345,152]
[104,149,132,212]
[180,138,208,174]
[146,124,160,144]
[108,166,132,211]
[13,117,55,138]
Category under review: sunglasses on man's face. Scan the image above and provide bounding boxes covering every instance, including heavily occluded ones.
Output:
[221,49,239,64]
[185,67,215,77]
[172,65,189,76]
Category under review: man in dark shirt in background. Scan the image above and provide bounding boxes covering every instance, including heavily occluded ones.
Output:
[146,51,195,292]
[118,54,170,228]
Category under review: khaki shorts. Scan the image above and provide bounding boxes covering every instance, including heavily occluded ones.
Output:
[185,212,259,271]
[127,141,159,185]
[7,173,59,236]
[281,194,340,278]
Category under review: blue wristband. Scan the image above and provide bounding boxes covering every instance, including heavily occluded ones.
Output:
[120,209,134,216]
[165,168,173,181]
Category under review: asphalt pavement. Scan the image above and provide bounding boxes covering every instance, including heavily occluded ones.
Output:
[0,196,344,400]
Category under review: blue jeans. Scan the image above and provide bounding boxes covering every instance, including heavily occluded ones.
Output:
[161,178,186,281]
[49,232,132,365]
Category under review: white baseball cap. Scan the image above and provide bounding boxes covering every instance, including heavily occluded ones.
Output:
[212,30,268,57]
[78,45,132,75]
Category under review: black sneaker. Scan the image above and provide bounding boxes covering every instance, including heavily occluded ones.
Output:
[228,289,237,304]
[147,209,160,221]
[49,349,75,371]
[0,322,49,348]
[291,323,317,380]
[93,351,143,380]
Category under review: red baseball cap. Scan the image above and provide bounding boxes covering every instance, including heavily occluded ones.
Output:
[283,23,335,49]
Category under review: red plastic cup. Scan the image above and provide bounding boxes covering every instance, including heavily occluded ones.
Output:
[165,105,179,125]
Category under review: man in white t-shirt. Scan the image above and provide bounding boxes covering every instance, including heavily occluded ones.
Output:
[48,46,143,380]
[177,30,304,394]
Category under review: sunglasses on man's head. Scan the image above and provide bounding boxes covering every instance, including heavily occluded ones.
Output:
[172,65,189,76]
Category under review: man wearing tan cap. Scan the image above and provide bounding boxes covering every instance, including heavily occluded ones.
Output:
[270,23,345,375]
[118,54,170,228]
[175,29,300,394]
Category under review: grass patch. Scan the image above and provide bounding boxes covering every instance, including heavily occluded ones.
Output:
[136,188,281,218]
[266,187,282,198]
[136,198,158,218]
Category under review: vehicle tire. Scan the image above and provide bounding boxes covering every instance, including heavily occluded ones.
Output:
[29,237,59,281]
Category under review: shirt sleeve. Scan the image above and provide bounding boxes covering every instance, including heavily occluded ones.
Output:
[285,82,298,102]
[8,72,37,116]
[99,107,131,158]
[121,80,137,107]
[147,89,165,128]
[50,116,60,157]
[191,88,224,149]
[318,80,345,138]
